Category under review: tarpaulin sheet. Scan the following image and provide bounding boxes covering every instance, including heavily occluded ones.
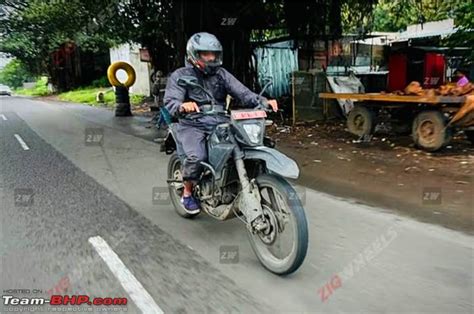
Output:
[326,74,365,115]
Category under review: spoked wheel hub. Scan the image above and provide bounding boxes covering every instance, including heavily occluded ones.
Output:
[257,205,278,245]
[171,169,184,190]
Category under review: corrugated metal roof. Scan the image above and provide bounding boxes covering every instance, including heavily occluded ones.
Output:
[392,19,458,43]
[393,29,458,42]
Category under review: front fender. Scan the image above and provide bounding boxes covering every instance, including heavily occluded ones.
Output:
[243,146,299,179]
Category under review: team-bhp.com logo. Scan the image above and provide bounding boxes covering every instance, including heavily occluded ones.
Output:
[2,295,127,306]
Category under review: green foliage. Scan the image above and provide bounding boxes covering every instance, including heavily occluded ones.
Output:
[14,77,50,96]
[1,0,387,83]
[0,59,33,88]
[251,29,289,42]
[130,94,145,105]
[91,76,111,88]
[372,0,463,32]
[445,2,474,61]
[0,0,120,76]
[368,0,472,61]
[341,0,378,34]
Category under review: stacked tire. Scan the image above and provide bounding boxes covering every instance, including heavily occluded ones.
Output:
[115,86,132,117]
[107,62,136,117]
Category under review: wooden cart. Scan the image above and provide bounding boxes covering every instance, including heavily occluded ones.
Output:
[319,92,473,151]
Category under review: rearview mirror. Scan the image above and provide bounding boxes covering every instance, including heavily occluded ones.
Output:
[177,76,200,88]
[258,76,273,97]
[261,76,273,86]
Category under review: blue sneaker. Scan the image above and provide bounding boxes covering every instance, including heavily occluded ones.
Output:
[180,195,201,214]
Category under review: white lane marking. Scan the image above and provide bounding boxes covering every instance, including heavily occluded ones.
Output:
[14,134,30,150]
[88,236,164,314]
[0,114,7,120]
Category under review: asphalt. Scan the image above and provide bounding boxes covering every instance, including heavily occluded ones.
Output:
[0,95,472,313]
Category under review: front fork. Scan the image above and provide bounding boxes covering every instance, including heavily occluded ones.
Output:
[233,147,268,232]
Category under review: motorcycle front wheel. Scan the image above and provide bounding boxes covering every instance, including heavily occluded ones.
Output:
[248,174,308,275]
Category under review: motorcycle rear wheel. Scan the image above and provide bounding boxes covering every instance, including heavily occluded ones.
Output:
[167,153,200,219]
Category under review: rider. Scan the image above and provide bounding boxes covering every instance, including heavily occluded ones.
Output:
[164,32,278,214]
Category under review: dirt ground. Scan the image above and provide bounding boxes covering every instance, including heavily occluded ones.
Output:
[267,121,473,234]
[36,96,472,234]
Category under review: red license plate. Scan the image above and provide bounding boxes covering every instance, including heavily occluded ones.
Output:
[231,110,267,120]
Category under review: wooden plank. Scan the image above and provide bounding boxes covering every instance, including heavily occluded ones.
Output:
[318,92,466,104]
[292,72,296,126]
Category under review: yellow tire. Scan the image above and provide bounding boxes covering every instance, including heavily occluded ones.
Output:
[107,61,136,87]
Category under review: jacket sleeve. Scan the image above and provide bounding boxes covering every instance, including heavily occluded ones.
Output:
[164,70,186,117]
[221,68,264,108]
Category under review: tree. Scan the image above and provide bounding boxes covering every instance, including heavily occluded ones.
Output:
[445,1,474,62]
[371,0,464,32]
[0,59,33,88]
[0,0,120,89]
[341,0,378,34]
[1,0,382,91]
[369,0,472,62]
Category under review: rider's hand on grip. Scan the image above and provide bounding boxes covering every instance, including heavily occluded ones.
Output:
[259,98,278,112]
[267,99,278,112]
[179,101,200,113]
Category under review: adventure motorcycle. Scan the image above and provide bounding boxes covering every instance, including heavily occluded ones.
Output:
[163,76,308,275]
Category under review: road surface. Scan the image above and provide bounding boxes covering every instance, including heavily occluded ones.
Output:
[1,96,472,313]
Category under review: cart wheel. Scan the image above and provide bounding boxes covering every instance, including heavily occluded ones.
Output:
[412,111,451,151]
[347,105,375,136]
[465,130,474,145]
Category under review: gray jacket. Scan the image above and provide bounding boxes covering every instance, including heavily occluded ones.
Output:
[164,64,263,120]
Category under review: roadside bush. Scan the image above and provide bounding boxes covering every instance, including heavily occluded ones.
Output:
[91,76,111,88]
[14,77,50,96]
[0,59,33,89]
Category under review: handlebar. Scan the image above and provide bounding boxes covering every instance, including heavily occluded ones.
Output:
[180,105,273,120]
[255,102,272,113]
[178,98,274,120]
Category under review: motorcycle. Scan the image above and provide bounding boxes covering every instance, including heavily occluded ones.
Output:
[163,76,308,275]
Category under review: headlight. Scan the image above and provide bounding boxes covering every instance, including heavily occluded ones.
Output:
[243,123,262,144]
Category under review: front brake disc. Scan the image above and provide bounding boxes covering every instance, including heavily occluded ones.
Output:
[257,205,278,245]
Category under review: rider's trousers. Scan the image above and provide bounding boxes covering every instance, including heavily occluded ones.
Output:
[176,115,229,182]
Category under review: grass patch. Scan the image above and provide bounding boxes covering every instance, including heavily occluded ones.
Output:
[14,77,146,107]
[130,94,146,105]
[58,87,145,107]
[58,87,115,106]
[14,77,50,96]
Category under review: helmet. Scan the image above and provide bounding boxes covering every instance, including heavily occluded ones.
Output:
[186,32,223,75]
